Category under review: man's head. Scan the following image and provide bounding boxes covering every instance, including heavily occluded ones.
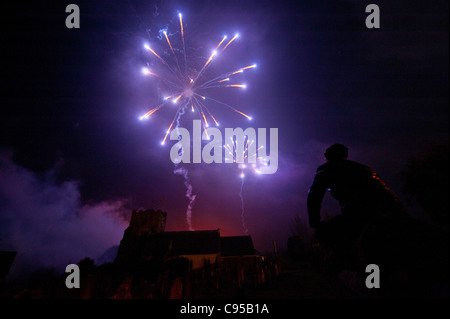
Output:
[325,144,348,161]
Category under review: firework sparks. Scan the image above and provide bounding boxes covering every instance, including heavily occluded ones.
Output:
[144,44,167,66]
[216,35,227,50]
[139,14,255,143]
[225,136,267,178]
[222,33,239,51]
[225,84,246,88]
[163,31,175,55]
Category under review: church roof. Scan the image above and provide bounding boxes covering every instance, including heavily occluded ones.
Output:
[220,236,256,256]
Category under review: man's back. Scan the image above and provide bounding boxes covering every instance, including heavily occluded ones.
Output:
[308,159,404,226]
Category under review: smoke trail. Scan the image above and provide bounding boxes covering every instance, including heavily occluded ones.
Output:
[173,105,196,231]
[174,167,196,231]
[239,177,249,235]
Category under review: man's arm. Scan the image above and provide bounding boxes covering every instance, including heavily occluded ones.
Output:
[307,168,327,228]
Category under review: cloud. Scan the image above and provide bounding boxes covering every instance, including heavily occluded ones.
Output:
[0,152,129,279]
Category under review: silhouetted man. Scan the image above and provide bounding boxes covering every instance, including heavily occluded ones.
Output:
[307,144,406,269]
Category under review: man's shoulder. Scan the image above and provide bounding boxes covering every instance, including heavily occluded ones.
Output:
[316,162,329,172]
[345,160,374,172]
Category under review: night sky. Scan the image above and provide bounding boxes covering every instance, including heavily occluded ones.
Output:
[1,0,448,278]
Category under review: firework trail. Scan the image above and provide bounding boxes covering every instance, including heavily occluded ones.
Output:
[225,136,267,234]
[239,176,249,235]
[171,106,196,231]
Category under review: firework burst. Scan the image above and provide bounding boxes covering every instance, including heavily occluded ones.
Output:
[224,135,268,179]
[139,13,256,145]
